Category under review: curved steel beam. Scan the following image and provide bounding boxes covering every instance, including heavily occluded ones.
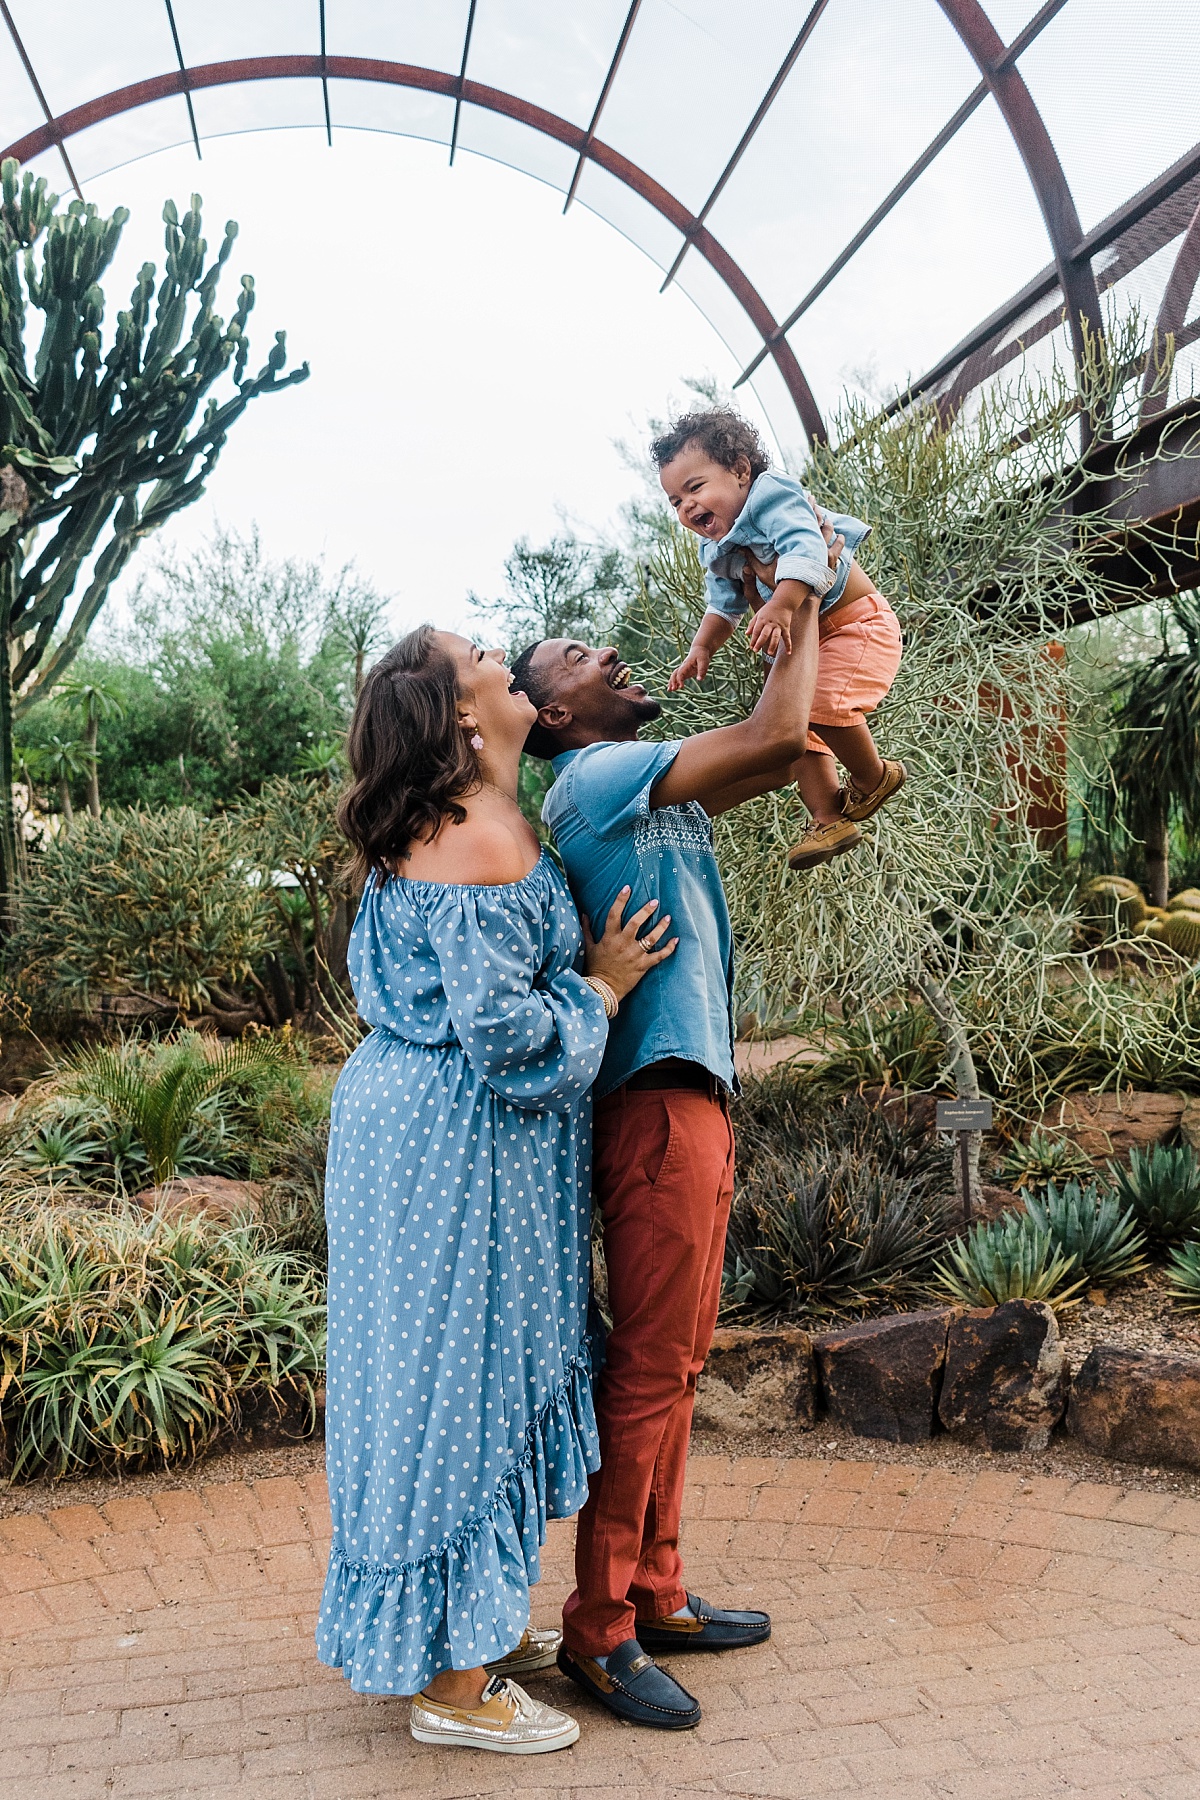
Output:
[935,0,1103,373]
[0,53,828,444]
[1142,196,1200,420]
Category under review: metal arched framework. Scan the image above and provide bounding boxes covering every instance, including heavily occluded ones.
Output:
[0,53,831,445]
[0,2,1198,451]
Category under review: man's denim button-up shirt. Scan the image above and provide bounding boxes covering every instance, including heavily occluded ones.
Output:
[700,471,871,621]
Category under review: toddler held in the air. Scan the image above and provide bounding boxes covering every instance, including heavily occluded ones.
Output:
[651,408,905,871]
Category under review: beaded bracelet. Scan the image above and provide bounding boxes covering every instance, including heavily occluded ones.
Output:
[584,975,619,1019]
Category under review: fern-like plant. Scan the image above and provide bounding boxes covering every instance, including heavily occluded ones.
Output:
[933,1212,1085,1310]
[59,1033,285,1185]
[1109,1143,1200,1247]
[1022,1179,1148,1288]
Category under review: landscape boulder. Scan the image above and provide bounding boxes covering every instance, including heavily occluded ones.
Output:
[813,1309,956,1443]
[136,1175,263,1222]
[939,1299,1067,1451]
[694,1327,816,1435]
[1037,1091,1184,1168]
[1181,1096,1200,1156]
[1068,1344,1200,1470]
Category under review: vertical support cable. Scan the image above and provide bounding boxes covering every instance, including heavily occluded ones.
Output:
[318,0,332,147]
[563,0,643,213]
[163,0,201,160]
[449,0,478,167]
[0,0,82,196]
[660,0,831,290]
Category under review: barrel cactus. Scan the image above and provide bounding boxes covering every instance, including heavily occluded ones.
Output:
[1158,909,1200,960]
[1168,889,1200,912]
[1079,876,1147,939]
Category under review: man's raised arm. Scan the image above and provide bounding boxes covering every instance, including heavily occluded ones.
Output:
[649,594,820,815]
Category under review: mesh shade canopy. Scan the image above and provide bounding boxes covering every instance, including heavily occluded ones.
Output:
[2,0,1198,447]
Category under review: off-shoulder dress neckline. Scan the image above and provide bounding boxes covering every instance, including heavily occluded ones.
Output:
[389,847,550,896]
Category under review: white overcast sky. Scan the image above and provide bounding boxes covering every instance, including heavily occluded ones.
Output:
[86,130,780,640]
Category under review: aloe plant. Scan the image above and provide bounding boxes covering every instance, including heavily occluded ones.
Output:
[933,1212,1085,1311]
[1109,1143,1200,1248]
[1022,1179,1148,1288]
[0,1201,324,1478]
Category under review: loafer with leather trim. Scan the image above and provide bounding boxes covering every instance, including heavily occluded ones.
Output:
[635,1593,771,1652]
[556,1637,701,1730]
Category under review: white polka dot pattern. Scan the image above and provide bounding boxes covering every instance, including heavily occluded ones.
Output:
[315,852,606,1695]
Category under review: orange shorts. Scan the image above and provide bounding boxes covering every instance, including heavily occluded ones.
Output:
[806,592,902,755]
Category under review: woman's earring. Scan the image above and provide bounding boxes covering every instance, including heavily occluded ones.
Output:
[470,732,484,751]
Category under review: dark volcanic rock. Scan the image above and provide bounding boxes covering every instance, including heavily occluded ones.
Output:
[1068,1344,1200,1470]
[813,1309,956,1443]
[939,1300,1067,1451]
[694,1327,817,1435]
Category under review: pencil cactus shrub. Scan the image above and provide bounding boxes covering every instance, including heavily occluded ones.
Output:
[619,319,1188,1152]
[0,159,308,907]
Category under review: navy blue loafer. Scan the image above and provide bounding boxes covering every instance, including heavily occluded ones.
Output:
[635,1592,771,1652]
[556,1637,701,1730]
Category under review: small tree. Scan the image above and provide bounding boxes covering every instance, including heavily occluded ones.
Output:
[0,159,308,904]
[60,674,125,817]
[1094,592,1200,906]
[24,733,92,826]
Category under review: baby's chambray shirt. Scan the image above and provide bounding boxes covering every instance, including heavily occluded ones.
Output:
[701,471,871,621]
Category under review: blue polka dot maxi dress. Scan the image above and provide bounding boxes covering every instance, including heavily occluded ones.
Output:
[315,850,607,1695]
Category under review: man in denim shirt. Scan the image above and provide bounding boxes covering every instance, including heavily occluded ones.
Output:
[508,550,830,1733]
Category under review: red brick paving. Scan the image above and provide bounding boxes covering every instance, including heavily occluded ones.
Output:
[2,1454,1199,1798]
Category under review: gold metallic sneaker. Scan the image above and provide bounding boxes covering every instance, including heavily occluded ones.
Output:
[410,1675,580,1754]
[787,818,862,871]
[485,1625,562,1678]
[840,758,907,822]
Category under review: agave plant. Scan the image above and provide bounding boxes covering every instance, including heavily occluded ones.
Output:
[1022,1179,1148,1288]
[933,1212,1085,1310]
[995,1128,1095,1194]
[58,1032,285,1185]
[13,1117,102,1177]
[1109,1143,1200,1248]
[1166,1240,1200,1311]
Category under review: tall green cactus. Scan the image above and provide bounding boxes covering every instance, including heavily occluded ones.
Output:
[0,158,308,906]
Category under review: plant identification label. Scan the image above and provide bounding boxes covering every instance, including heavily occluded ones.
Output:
[936,1099,994,1131]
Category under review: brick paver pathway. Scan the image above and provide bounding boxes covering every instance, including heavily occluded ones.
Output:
[3,1455,1200,1800]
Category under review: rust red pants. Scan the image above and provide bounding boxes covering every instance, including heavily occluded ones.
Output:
[562,1085,735,1655]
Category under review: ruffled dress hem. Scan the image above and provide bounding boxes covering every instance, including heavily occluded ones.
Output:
[316,1354,598,1694]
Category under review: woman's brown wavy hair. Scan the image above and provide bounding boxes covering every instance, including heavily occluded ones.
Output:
[338,625,480,886]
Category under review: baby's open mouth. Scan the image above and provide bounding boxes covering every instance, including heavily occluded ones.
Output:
[694,508,717,533]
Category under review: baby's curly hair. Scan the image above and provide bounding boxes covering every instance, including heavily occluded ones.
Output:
[649,407,770,481]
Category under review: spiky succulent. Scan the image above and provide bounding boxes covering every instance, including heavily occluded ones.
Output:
[1109,1143,1200,1247]
[933,1211,1084,1311]
[1022,1179,1148,1288]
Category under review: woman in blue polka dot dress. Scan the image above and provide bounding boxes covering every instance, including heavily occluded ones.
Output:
[316,625,676,1755]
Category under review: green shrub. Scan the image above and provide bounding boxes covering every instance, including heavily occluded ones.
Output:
[2,1031,331,1199]
[259,1116,329,1266]
[722,1074,954,1320]
[1110,1143,1200,1247]
[5,806,276,1015]
[801,1000,946,1094]
[995,1128,1096,1193]
[933,1212,1084,1310]
[1022,1179,1148,1288]
[0,1202,324,1478]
